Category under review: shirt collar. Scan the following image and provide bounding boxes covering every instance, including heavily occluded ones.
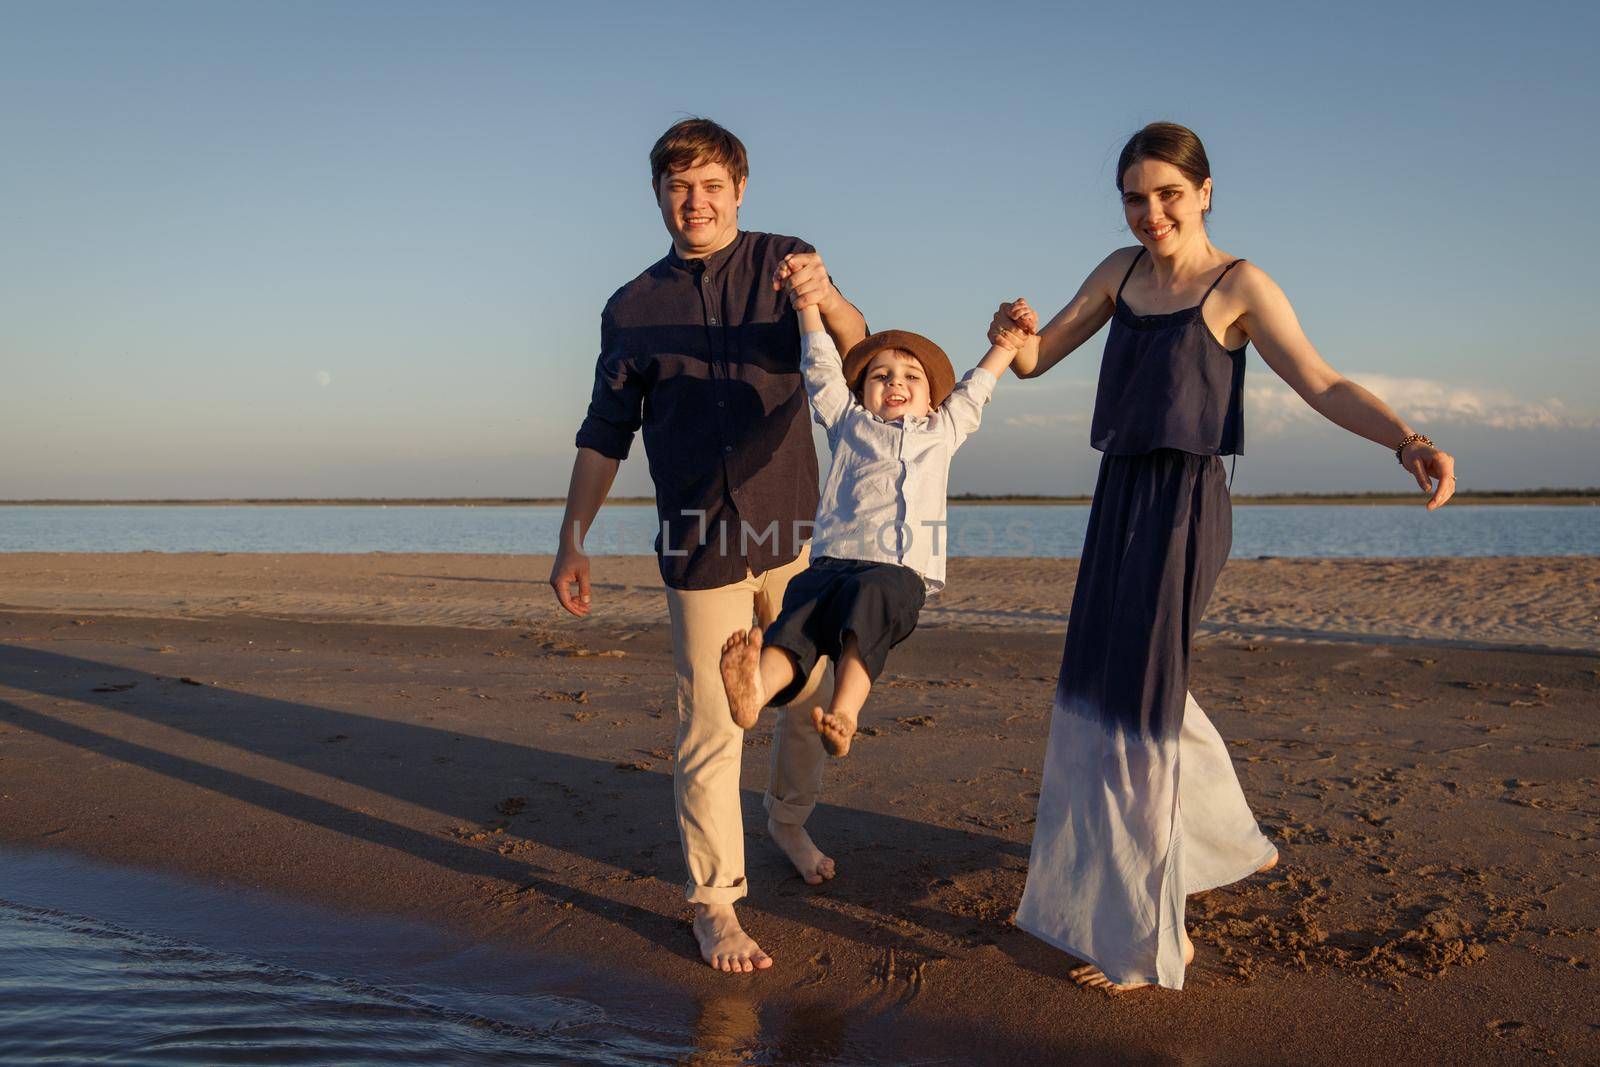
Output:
[866,409,931,428]
[667,230,745,276]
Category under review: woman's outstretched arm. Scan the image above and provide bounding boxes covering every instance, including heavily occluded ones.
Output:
[989,248,1134,378]
[1233,262,1457,509]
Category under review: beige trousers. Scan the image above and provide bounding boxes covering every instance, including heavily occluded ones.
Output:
[664,546,830,906]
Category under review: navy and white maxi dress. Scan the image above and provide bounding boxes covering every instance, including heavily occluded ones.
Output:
[1016,250,1278,990]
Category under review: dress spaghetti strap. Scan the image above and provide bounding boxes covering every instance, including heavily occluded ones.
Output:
[1202,258,1245,489]
[1115,247,1146,302]
[1199,259,1244,307]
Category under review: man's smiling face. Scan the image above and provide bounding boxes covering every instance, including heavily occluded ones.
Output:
[656,159,744,260]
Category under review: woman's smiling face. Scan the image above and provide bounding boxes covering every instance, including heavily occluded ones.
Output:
[1120,158,1211,258]
[860,349,931,420]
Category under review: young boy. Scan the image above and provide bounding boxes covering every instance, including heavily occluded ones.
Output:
[719,281,1037,756]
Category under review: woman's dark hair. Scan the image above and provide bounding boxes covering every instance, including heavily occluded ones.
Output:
[1116,122,1212,212]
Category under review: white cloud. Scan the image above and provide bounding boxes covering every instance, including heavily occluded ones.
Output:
[1003,412,1088,428]
[1246,374,1596,436]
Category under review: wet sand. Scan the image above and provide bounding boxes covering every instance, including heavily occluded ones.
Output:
[0,553,1596,1064]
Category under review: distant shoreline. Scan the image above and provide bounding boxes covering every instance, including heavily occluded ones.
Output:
[3,490,1597,507]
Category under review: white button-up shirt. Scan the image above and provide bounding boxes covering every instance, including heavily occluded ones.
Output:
[802,331,996,594]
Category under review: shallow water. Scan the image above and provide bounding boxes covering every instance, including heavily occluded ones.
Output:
[0,847,902,1066]
[1,503,1594,557]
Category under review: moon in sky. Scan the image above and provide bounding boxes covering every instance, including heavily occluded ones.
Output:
[316,370,332,387]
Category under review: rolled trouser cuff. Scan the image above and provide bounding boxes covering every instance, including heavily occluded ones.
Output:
[763,788,816,826]
[685,878,750,907]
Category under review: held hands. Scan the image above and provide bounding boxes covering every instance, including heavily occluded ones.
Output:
[989,297,1039,351]
[773,252,840,313]
[549,544,592,617]
[1401,442,1458,511]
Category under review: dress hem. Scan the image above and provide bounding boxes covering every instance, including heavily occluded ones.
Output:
[1017,840,1278,992]
[1014,918,1176,991]
[1186,843,1279,896]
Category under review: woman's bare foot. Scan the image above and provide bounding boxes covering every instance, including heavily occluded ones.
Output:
[693,904,773,973]
[1068,929,1194,995]
[767,818,836,885]
[719,626,767,729]
[1257,851,1280,874]
[810,705,857,756]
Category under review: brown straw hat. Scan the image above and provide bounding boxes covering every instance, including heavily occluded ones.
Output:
[841,330,957,410]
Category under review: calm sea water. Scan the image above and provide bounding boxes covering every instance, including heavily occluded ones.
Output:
[0,504,1594,557]
[0,846,900,1066]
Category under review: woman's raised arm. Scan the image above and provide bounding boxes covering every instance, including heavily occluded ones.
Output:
[990,248,1134,379]
[1233,262,1457,509]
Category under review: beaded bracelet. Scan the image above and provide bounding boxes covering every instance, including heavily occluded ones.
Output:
[1394,432,1434,465]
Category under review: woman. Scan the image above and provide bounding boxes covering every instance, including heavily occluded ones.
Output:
[994,122,1456,992]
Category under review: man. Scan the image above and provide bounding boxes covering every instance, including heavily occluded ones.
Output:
[549,118,867,972]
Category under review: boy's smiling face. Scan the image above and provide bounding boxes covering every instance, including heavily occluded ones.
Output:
[860,349,932,421]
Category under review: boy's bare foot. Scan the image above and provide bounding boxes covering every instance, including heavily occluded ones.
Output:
[1068,929,1194,995]
[693,904,773,973]
[767,818,836,885]
[719,626,767,729]
[810,705,857,757]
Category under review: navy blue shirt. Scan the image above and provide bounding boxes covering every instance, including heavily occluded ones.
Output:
[575,231,825,590]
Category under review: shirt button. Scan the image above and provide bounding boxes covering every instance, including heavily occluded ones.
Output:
[723,445,732,453]
[709,316,718,325]
[717,400,725,408]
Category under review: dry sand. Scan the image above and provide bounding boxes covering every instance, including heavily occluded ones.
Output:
[1,553,1594,652]
[1,553,1596,1064]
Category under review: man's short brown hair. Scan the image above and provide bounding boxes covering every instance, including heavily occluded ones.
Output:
[650,118,749,191]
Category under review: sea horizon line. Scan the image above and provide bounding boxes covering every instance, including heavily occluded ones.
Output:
[3,489,1597,508]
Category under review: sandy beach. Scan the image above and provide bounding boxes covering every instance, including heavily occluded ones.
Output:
[1,553,1596,1064]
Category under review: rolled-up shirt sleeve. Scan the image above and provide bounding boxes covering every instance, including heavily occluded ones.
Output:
[573,306,643,460]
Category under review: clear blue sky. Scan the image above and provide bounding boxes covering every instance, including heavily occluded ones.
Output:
[2,0,1595,498]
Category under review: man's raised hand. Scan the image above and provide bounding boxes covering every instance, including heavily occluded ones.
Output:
[773,252,839,312]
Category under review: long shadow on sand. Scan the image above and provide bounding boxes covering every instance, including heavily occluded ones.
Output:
[0,640,1031,970]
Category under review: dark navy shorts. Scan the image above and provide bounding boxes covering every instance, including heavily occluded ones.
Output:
[763,556,927,706]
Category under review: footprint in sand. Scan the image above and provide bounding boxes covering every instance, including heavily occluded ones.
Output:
[798,950,833,988]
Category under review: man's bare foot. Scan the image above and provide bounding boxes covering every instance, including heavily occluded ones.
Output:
[810,705,857,756]
[767,818,836,885]
[719,626,767,729]
[693,904,773,973]
[1068,929,1194,995]
[1257,851,1280,874]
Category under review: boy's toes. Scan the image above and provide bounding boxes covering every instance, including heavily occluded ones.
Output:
[811,708,854,758]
